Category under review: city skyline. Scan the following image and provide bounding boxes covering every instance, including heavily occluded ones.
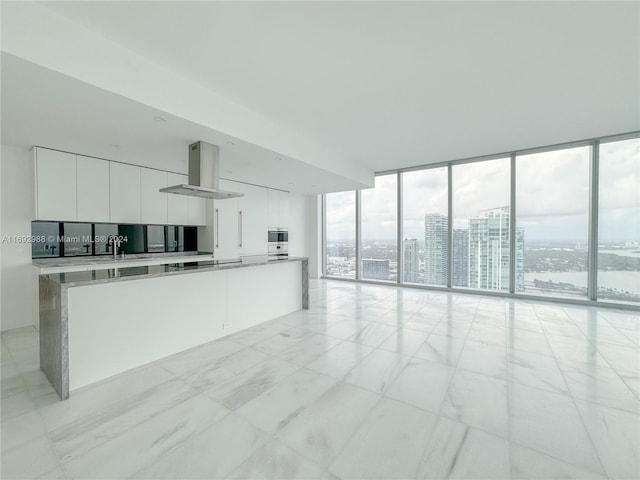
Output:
[330,199,638,299]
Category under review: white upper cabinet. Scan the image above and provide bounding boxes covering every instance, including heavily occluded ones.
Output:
[140,168,168,225]
[109,162,141,223]
[267,189,279,228]
[34,148,284,249]
[267,188,290,228]
[238,183,268,255]
[278,190,290,229]
[35,148,77,221]
[76,155,110,223]
[188,197,207,226]
[167,173,189,225]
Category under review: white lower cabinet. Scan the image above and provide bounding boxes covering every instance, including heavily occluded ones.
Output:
[66,260,303,391]
[68,270,230,390]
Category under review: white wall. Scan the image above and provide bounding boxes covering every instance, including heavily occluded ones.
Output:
[289,192,321,278]
[288,192,308,258]
[1,144,35,331]
[288,192,320,278]
[307,195,322,278]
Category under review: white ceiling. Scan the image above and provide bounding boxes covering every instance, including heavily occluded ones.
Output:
[0,53,359,194]
[2,1,639,191]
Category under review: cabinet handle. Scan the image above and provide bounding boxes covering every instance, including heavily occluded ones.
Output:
[215,208,219,248]
[239,210,243,247]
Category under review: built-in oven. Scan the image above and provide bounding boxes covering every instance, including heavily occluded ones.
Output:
[268,228,289,256]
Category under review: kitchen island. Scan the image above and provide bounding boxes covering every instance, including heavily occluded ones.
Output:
[39,256,309,399]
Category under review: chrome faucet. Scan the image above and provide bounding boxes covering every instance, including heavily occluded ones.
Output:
[108,236,122,259]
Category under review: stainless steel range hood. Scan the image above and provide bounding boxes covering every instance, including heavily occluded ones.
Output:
[160,141,243,199]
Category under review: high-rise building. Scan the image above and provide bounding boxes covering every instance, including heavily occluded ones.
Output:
[403,238,419,283]
[452,229,469,287]
[468,207,524,291]
[362,258,390,280]
[515,227,525,292]
[424,214,448,285]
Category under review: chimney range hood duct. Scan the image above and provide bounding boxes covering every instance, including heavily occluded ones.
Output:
[160,141,243,199]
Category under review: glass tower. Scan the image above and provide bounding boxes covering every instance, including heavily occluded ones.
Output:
[403,238,419,283]
[424,214,449,285]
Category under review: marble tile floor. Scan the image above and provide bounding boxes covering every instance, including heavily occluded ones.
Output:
[1,279,639,479]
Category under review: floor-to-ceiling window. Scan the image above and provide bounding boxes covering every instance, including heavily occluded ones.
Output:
[323,133,639,307]
[360,174,398,282]
[598,137,640,303]
[402,168,448,286]
[452,158,511,291]
[325,191,356,278]
[515,146,590,298]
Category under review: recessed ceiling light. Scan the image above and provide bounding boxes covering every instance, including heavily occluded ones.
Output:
[153,116,166,122]
[227,141,235,146]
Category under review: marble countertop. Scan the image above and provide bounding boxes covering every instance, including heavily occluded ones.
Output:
[33,251,213,268]
[42,256,308,287]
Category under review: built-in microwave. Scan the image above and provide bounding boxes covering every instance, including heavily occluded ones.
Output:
[268,228,288,256]
[268,229,288,243]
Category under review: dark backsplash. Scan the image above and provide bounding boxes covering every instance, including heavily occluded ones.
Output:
[32,221,198,258]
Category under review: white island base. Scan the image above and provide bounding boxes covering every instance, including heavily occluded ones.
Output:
[40,258,308,398]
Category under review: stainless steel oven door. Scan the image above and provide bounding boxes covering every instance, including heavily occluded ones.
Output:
[268,242,289,256]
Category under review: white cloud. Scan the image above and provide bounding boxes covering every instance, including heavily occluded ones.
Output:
[361,174,397,241]
[326,138,639,244]
[402,167,448,239]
